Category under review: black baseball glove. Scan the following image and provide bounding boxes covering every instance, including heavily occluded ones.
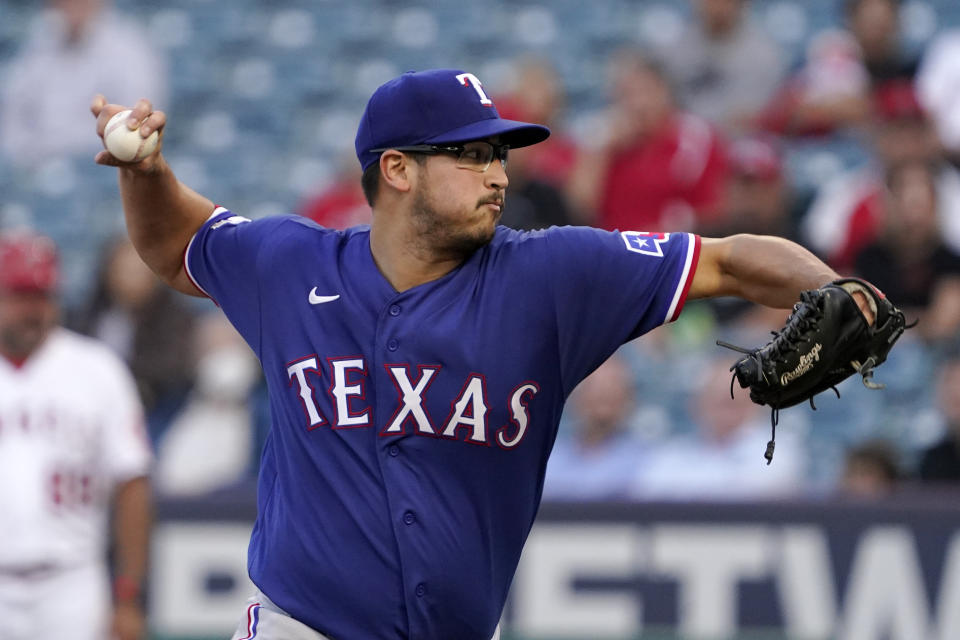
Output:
[718,278,910,464]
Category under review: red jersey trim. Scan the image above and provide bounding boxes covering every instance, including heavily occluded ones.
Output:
[667,233,701,323]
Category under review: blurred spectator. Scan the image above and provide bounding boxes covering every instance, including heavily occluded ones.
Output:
[868,81,945,173]
[757,29,871,136]
[69,236,196,444]
[707,135,806,325]
[155,313,262,495]
[845,0,919,89]
[633,358,805,500]
[496,57,579,189]
[802,82,960,271]
[854,159,960,341]
[543,355,651,500]
[497,154,575,231]
[714,135,797,238]
[917,30,960,167]
[655,0,787,134]
[917,354,960,482]
[758,0,918,137]
[298,156,372,229]
[0,232,151,640]
[0,0,168,167]
[840,439,901,497]
[567,49,729,232]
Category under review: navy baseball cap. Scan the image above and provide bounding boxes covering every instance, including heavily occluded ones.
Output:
[355,69,551,171]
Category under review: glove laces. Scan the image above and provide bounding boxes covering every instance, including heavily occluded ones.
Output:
[717,293,827,466]
[766,292,822,364]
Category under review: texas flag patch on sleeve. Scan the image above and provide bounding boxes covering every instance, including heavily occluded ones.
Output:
[621,231,670,257]
[619,230,700,324]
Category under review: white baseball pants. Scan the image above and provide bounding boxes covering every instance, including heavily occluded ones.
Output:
[230,587,501,640]
[0,561,110,640]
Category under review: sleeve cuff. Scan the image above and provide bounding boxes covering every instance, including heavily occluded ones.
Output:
[665,233,701,323]
[182,205,230,302]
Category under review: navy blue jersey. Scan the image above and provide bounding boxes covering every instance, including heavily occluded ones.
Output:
[185,207,700,640]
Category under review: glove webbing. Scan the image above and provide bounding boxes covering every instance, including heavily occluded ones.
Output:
[719,339,842,465]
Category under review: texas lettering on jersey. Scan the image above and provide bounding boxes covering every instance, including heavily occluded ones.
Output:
[286,356,539,449]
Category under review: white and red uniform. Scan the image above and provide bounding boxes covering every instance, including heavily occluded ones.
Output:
[0,328,152,640]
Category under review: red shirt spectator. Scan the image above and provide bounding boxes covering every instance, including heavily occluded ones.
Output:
[599,113,728,232]
[568,50,729,232]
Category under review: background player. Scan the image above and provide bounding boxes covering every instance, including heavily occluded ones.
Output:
[0,232,153,640]
[90,69,874,640]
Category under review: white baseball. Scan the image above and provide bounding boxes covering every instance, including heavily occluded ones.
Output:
[103,109,159,162]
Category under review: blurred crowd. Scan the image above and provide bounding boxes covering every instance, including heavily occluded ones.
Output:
[3,0,960,502]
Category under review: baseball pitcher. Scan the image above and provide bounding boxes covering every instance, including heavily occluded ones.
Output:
[91,69,902,640]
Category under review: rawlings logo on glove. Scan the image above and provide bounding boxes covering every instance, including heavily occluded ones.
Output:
[718,277,910,464]
[780,342,823,385]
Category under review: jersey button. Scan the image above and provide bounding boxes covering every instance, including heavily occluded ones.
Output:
[415,583,426,597]
[388,446,400,457]
[389,304,401,316]
[387,339,399,351]
[403,511,416,525]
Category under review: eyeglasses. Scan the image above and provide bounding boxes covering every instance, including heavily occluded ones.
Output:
[370,141,509,173]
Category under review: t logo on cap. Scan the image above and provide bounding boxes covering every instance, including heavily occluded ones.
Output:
[456,73,493,107]
[355,68,550,172]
